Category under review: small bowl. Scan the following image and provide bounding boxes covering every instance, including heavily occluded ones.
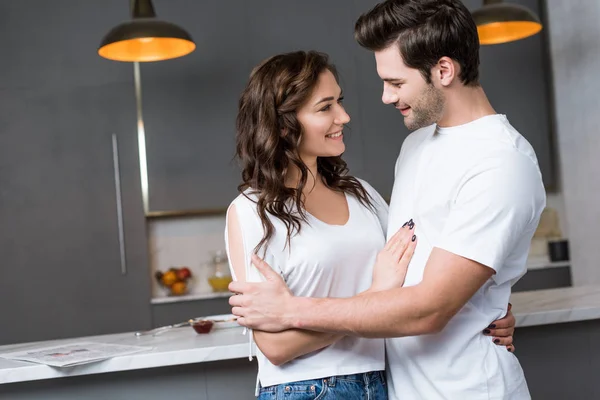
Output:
[191,320,214,334]
[208,275,233,292]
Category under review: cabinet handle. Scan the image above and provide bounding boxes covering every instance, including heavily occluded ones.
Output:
[112,133,127,275]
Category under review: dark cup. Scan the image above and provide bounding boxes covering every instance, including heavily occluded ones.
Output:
[548,239,569,262]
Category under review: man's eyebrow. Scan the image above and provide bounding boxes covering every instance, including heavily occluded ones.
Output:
[383,78,406,83]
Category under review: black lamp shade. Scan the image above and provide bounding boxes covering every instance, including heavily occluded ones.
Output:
[98,0,195,62]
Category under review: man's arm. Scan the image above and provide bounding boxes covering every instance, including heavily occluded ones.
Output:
[227,204,343,365]
[231,155,543,340]
[236,247,493,338]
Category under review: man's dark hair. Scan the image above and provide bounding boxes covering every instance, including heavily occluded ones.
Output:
[355,0,480,86]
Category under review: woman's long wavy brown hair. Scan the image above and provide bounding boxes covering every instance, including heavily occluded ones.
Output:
[236,51,374,252]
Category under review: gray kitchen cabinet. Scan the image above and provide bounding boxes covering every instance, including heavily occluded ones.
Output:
[513,266,572,292]
[0,0,152,345]
[142,0,556,214]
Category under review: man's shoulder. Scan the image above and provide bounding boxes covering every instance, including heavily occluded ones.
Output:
[465,115,538,162]
[394,124,436,172]
[402,124,436,150]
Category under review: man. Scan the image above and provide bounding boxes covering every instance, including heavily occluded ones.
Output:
[230,0,545,399]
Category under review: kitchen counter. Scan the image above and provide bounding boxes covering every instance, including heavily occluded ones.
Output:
[2,286,600,399]
[511,285,600,327]
[0,325,252,385]
[2,285,600,385]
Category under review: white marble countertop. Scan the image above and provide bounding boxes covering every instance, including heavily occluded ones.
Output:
[2,285,599,385]
[0,326,252,385]
[511,285,600,327]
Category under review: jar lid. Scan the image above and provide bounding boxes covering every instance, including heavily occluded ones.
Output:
[213,249,228,264]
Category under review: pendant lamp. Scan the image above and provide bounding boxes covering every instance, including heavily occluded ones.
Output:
[472,0,543,45]
[98,0,195,62]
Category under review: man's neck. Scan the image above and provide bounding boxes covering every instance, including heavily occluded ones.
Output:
[437,85,496,128]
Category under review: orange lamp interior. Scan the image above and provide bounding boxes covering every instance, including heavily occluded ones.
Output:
[98,37,196,62]
[477,21,542,45]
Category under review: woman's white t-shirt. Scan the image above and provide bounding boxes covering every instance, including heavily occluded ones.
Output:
[224,179,388,388]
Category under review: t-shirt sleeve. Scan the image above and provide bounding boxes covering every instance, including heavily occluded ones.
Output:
[224,195,282,363]
[358,178,389,236]
[435,153,546,283]
[224,196,281,284]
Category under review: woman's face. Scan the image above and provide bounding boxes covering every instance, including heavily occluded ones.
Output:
[296,70,350,162]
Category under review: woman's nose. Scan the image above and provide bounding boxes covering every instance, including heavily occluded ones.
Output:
[335,108,350,125]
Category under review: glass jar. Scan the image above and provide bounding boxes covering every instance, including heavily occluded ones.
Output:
[207,250,232,292]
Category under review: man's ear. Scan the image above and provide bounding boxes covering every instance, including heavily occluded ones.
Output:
[433,56,456,87]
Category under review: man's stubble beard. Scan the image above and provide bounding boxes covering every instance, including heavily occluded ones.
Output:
[404,84,444,131]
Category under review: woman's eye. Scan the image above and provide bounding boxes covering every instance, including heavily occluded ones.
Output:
[337,97,344,104]
[320,104,332,112]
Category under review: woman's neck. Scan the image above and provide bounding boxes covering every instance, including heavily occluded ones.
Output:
[285,157,320,192]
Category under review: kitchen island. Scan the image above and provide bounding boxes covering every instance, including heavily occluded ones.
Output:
[1,286,600,399]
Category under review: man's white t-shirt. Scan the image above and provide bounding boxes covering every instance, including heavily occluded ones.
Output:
[385,115,546,400]
[225,180,388,388]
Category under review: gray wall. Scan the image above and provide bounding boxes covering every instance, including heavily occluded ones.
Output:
[141,0,556,213]
[545,0,600,285]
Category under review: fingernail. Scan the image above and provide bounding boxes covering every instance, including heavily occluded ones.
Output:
[483,329,490,334]
[493,338,500,344]
[412,235,416,242]
[408,222,414,229]
[488,324,496,329]
[409,219,413,224]
[402,222,408,227]
[507,347,513,353]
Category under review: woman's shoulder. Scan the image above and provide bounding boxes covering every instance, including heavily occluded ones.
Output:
[228,189,259,215]
[353,177,383,199]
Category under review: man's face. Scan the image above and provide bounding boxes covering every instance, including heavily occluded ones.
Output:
[374,45,444,131]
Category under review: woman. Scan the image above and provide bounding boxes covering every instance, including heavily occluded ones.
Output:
[225,51,512,399]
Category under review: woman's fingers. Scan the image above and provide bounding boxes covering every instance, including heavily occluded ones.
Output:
[485,327,512,338]
[384,226,404,251]
[491,335,513,347]
[386,220,415,258]
[398,234,417,266]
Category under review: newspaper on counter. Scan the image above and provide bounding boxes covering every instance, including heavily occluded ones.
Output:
[0,342,152,367]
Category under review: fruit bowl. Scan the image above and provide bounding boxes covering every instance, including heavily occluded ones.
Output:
[155,267,193,296]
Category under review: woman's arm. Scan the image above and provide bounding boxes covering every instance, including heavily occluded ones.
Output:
[251,330,341,366]
[227,204,344,366]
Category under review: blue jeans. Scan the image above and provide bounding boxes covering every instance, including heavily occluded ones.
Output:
[258,371,387,399]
